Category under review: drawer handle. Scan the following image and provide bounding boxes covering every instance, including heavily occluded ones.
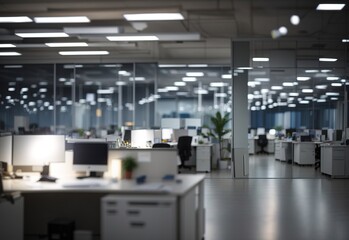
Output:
[130,222,145,228]
[107,210,118,215]
[106,201,117,206]
[127,210,140,215]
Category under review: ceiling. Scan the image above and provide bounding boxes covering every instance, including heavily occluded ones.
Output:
[0,0,348,112]
[0,0,348,64]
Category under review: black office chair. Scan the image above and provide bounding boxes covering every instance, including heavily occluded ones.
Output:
[256,134,268,154]
[152,143,171,148]
[314,144,321,170]
[177,136,192,171]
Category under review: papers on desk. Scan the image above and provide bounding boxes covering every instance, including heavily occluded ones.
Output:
[134,182,172,192]
[61,179,110,188]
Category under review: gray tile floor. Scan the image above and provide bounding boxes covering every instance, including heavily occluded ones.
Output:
[201,154,349,240]
[204,178,349,240]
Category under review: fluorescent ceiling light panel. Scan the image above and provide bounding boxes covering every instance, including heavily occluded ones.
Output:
[297,76,310,81]
[107,35,159,41]
[186,72,204,77]
[124,13,184,21]
[316,4,345,10]
[0,16,32,23]
[46,42,88,47]
[253,57,269,62]
[289,92,299,97]
[210,82,228,87]
[255,78,269,82]
[0,44,16,48]
[221,74,232,79]
[64,27,121,34]
[331,83,342,87]
[4,65,22,68]
[300,100,309,104]
[158,64,186,68]
[302,89,313,93]
[316,85,327,89]
[59,51,109,55]
[166,86,179,91]
[326,77,339,81]
[34,16,90,23]
[16,32,69,38]
[182,77,197,82]
[97,89,114,94]
[188,64,208,67]
[321,69,332,73]
[0,52,21,56]
[283,82,294,86]
[343,39,349,43]
[326,92,339,96]
[305,69,319,73]
[271,86,283,90]
[174,81,186,86]
[330,97,339,100]
[288,104,296,107]
[319,58,337,62]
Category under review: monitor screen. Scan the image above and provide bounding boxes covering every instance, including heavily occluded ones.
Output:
[13,135,65,166]
[0,135,12,166]
[123,129,131,142]
[72,142,108,174]
[161,128,173,141]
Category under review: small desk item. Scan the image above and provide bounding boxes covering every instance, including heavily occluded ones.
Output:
[38,175,57,183]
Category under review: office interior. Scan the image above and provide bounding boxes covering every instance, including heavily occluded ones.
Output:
[1,1,349,240]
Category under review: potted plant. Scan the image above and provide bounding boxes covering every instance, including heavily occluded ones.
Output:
[202,112,231,169]
[122,156,138,179]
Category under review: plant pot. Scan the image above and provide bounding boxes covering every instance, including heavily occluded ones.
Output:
[219,160,228,170]
[125,171,133,179]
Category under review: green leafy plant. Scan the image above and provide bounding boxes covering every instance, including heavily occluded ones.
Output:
[202,112,231,161]
[122,156,138,172]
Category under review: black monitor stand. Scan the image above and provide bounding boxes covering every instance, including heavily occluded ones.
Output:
[77,171,103,179]
[38,165,57,182]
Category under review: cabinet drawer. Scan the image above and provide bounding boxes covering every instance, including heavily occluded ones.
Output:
[196,147,211,159]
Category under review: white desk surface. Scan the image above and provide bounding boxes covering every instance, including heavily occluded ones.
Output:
[3,174,205,196]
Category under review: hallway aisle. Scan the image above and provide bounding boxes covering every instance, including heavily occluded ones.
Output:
[204,178,349,240]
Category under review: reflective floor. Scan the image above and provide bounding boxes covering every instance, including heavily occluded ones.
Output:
[204,178,349,240]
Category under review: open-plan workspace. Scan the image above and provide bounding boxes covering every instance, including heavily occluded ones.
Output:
[1,1,349,240]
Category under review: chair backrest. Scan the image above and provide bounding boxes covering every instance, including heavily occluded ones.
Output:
[257,134,268,147]
[177,136,192,161]
[152,143,171,148]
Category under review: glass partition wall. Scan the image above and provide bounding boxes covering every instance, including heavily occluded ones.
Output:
[0,40,348,179]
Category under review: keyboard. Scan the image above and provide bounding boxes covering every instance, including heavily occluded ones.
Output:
[61,179,110,188]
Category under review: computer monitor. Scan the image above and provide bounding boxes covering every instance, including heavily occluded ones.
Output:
[335,129,343,141]
[123,129,131,143]
[161,128,174,142]
[72,142,108,177]
[13,135,65,167]
[0,135,12,167]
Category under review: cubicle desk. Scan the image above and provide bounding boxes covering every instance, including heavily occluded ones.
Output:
[3,174,205,240]
[248,138,275,154]
[0,196,23,240]
[293,142,316,165]
[274,140,293,162]
[321,145,349,178]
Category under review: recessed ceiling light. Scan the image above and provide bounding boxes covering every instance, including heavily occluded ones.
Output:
[319,58,337,62]
[107,35,159,41]
[289,92,299,96]
[124,13,184,21]
[16,32,69,38]
[34,16,90,23]
[288,104,296,107]
[317,99,326,103]
[326,76,339,81]
[186,72,204,77]
[343,39,349,43]
[283,82,294,86]
[315,85,327,89]
[299,100,310,104]
[45,42,88,47]
[0,44,16,48]
[321,69,332,73]
[210,82,228,87]
[255,78,269,82]
[115,81,127,86]
[331,83,342,87]
[271,86,283,90]
[326,92,340,96]
[316,4,345,10]
[182,77,197,82]
[278,26,288,35]
[129,77,145,81]
[330,97,339,100]
[166,86,179,91]
[221,74,232,79]
[0,16,32,23]
[253,57,269,62]
[290,15,300,25]
[0,52,21,56]
[195,89,209,95]
[59,51,109,55]
[305,69,319,73]
[297,76,310,81]
[174,81,186,86]
[302,89,313,93]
